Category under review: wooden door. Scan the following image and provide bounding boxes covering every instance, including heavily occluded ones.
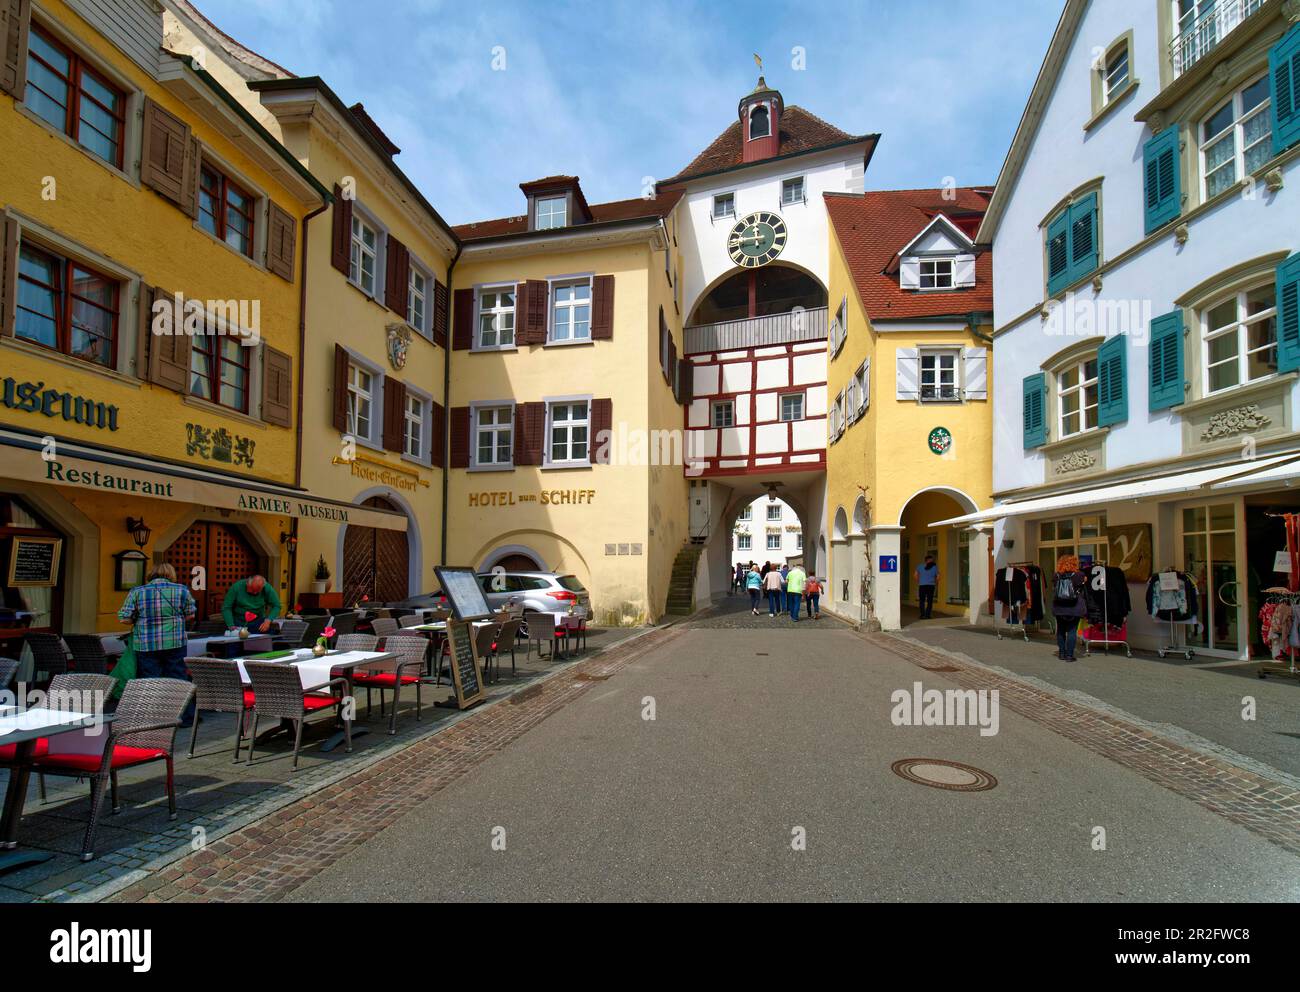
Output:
[342,497,410,605]
[165,521,259,620]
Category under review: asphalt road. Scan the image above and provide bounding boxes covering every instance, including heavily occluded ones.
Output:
[291,625,1300,902]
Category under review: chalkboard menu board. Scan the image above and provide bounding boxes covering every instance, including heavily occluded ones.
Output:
[444,619,486,710]
[435,566,492,621]
[8,537,62,587]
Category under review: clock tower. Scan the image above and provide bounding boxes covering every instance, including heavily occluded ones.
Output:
[739,75,782,164]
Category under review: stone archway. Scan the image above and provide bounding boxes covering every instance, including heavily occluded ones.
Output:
[889,487,981,630]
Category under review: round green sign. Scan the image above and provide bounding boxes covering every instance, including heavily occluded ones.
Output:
[928,427,953,456]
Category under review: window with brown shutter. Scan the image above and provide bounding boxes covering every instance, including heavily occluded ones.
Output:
[141,98,194,209]
[261,346,293,427]
[432,279,449,348]
[677,357,693,406]
[590,398,613,464]
[382,378,406,451]
[332,343,349,432]
[133,282,152,376]
[266,202,296,282]
[0,215,18,337]
[512,402,546,466]
[520,280,549,345]
[147,288,189,393]
[1,0,31,100]
[430,401,446,467]
[591,274,614,340]
[659,307,670,383]
[668,339,679,400]
[330,185,352,276]
[452,287,474,350]
[384,237,409,313]
[449,406,470,468]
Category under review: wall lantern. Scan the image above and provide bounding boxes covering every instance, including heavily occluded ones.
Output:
[280,531,299,550]
[126,517,152,549]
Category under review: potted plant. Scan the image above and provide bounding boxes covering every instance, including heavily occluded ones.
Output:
[311,555,331,595]
[313,626,336,657]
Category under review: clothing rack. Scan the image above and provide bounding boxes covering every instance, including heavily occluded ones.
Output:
[1154,566,1196,661]
[1259,588,1300,681]
[996,562,1040,643]
[1081,561,1132,659]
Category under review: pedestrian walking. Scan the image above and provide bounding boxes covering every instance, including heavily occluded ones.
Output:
[763,564,784,617]
[746,563,762,614]
[117,563,198,726]
[785,564,807,622]
[915,554,939,620]
[733,563,746,595]
[1051,554,1088,662]
[805,575,822,619]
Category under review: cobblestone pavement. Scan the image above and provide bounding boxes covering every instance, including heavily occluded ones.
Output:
[688,591,848,629]
[107,626,682,903]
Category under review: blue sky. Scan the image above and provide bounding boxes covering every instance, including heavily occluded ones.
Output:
[197,0,1064,225]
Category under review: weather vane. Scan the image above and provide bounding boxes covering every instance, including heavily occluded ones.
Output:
[753,53,763,73]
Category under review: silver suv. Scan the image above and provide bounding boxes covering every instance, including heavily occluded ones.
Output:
[477,572,590,631]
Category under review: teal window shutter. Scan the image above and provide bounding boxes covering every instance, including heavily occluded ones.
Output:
[1271,24,1300,156]
[1045,209,1071,297]
[1023,373,1048,448]
[1148,311,1185,411]
[1068,193,1099,285]
[1278,253,1300,373]
[1096,334,1127,427]
[1143,128,1181,234]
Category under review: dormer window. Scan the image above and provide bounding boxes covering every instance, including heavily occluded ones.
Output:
[898,215,978,293]
[920,259,955,290]
[749,105,770,139]
[536,195,567,230]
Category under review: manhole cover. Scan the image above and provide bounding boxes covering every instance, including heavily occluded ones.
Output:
[891,759,997,793]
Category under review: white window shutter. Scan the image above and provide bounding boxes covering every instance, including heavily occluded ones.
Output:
[900,258,921,290]
[964,347,988,400]
[896,348,920,400]
[954,254,977,288]
[861,358,871,412]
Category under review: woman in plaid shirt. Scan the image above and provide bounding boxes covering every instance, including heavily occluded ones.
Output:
[117,563,197,725]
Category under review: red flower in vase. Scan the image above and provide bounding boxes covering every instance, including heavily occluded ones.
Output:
[244,611,257,622]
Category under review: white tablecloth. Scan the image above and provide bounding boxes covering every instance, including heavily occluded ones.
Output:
[233,649,393,690]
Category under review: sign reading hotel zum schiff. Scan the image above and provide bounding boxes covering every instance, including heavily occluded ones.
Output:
[469,490,597,507]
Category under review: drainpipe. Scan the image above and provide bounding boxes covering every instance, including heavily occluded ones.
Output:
[440,242,464,567]
[967,311,994,344]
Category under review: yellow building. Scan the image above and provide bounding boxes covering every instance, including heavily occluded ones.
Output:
[447,178,689,624]
[823,188,995,629]
[0,0,332,638]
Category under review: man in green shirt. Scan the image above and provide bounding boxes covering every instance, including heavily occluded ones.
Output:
[784,565,807,622]
[222,574,281,632]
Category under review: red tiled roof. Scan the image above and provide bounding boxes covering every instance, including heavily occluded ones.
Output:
[663,106,876,185]
[825,188,995,321]
[454,189,683,241]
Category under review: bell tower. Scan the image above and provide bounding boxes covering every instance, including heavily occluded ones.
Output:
[739,73,782,164]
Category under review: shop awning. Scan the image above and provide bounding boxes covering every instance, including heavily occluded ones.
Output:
[929,453,1300,528]
[1209,455,1300,493]
[0,428,408,532]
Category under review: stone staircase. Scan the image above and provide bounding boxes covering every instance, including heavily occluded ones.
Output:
[665,543,705,616]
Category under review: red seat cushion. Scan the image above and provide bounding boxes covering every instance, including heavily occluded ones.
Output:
[351,673,420,687]
[243,690,256,708]
[0,738,49,762]
[301,694,339,712]
[35,744,166,772]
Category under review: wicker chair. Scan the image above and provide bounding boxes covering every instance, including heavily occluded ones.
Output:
[475,624,499,684]
[33,677,193,861]
[352,635,427,734]
[397,614,421,628]
[186,658,255,761]
[369,617,399,639]
[0,657,18,690]
[529,618,563,661]
[244,661,350,769]
[24,632,70,682]
[335,633,378,653]
[496,619,522,677]
[328,612,357,638]
[62,634,110,675]
[272,619,309,650]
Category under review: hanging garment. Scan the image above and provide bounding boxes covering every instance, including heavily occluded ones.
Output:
[1083,565,1133,625]
[995,567,1030,609]
[1287,514,1300,594]
[1145,572,1200,623]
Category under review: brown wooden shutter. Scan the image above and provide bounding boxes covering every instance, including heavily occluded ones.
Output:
[266,202,296,282]
[677,357,693,406]
[591,275,614,340]
[330,185,352,276]
[513,402,545,466]
[590,398,613,464]
[430,401,446,468]
[147,289,189,393]
[1,0,31,100]
[658,308,669,381]
[449,406,470,468]
[141,98,194,208]
[382,378,407,451]
[332,343,349,432]
[182,136,201,219]
[384,237,409,314]
[432,279,449,347]
[668,339,679,401]
[261,346,293,427]
[133,282,153,375]
[0,214,18,338]
[452,288,474,350]
[521,280,549,344]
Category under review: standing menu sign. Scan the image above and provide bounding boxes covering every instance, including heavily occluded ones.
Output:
[434,566,492,620]
[8,537,62,587]
[444,619,485,710]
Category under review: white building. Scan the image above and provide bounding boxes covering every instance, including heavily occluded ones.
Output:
[939,0,1300,659]
[730,496,804,569]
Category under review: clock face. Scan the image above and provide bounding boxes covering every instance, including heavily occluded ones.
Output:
[728,211,787,268]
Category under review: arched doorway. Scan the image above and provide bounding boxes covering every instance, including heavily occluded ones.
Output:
[0,495,66,645]
[165,520,260,620]
[689,263,827,326]
[493,554,541,572]
[342,495,410,605]
[896,488,979,626]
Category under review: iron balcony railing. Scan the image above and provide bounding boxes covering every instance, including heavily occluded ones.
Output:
[684,306,828,355]
[1171,0,1266,78]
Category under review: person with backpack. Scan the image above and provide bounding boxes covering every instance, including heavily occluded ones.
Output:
[763,564,784,618]
[804,575,822,620]
[1051,554,1088,662]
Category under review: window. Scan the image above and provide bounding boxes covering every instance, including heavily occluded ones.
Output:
[796,532,803,552]
[349,215,379,295]
[739,506,752,521]
[1200,76,1272,200]
[15,243,119,369]
[535,196,567,230]
[475,406,514,467]
[551,280,591,342]
[548,400,590,465]
[408,267,428,333]
[749,106,770,139]
[780,393,804,422]
[198,164,256,258]
[920,351,960,401]
[713,193,735,219]
[1202,282,1277,394]
[345,363,373,439]
[767,504,783,522]
[477,287,516,348]
[831,296,848,356]
[404,394,424,459]
[1046,193,1099,297]
[712,401,734,428]
[855,360,870,414]
[24,25,126,169]
[1103,43,1130,104]
[781,177,805,206]
[1037,515,1106,579]
[920,259,954,290]
[737,534,752,551]
[767,533,782,551]
[190,332,250,414]
[1058,357,1100,437]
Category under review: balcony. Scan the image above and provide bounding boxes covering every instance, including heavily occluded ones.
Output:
[1171,0,1266,78]
[684,306,827,355]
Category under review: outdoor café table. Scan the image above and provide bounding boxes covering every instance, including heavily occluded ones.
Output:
[0,707,113,873]
[542,612,587,658]
[408,622,494,683]
[205,634,274,658]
